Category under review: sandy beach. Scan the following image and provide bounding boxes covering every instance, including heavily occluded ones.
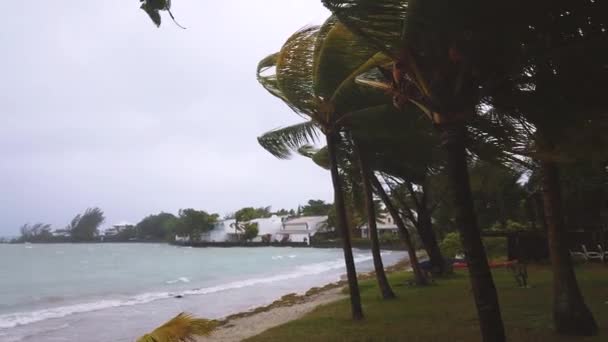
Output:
[199,286,346,342]
[197,257,415,342]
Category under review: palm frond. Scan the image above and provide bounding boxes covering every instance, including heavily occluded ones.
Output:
[137,312,217,342]
[321,0,409,59]
[297,144,318,158]
[312,146,331,169]
[257,121,321,159]
[257,53,288,101]
[313,19,392,115]
[140,0,186,29]
[276,26,322,120]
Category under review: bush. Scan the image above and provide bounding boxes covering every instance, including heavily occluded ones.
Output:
[483,237,508,260]
[243,223,259,241]
[379,233,400,245]
[439,232,507,260]
[439,232,463,258]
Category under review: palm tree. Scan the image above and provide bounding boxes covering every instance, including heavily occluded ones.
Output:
[320,1,517,340]
[485,1,608,334]
[346,103,449,276]
[354,140,396,298]
[256,17,392,320]
[371,175,428,285]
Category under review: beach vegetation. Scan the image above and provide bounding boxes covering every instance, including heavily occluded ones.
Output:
[136,312,217,342]
[136,212,178,241]
[174,209,219,242]
[243,222,259,241]
[67,207,105,242]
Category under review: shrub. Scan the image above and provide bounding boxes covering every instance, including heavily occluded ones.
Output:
[439,232,507,260]
[439,232,463,258]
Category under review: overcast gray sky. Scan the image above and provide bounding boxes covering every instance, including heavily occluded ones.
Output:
[0,1,333,235]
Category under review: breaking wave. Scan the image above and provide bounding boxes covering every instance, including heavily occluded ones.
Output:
[0,253,379,330]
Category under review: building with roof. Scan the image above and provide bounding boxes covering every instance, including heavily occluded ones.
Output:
[359,215,407,239]
[276,216,328,245]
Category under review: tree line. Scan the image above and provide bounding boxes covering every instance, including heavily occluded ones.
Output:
[10,200,344,243]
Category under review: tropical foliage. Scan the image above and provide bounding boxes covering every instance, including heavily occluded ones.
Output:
[136,312,217,342]
[67,207,105,242]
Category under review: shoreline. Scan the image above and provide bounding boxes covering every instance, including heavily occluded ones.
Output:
[197,258,414,341]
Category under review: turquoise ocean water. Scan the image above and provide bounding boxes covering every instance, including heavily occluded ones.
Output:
[0,243,405,342]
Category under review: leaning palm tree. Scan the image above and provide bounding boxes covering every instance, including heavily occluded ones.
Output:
[320,1,521,340]
[286,133,431,287]
[486,2,608,334]
[256,17,391,320]
[296,140,398,297]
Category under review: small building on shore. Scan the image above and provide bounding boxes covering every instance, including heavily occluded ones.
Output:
[277,216,328,245]
[199,215,287,242]
[104,222,135,237]
[359,216,403,239]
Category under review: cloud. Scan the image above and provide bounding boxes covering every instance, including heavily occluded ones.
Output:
[0,1,333,234]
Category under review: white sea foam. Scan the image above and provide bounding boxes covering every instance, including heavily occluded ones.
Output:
[0,253,374,330]
[165,277,190,285]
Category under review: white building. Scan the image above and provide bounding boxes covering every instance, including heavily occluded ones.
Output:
[104,222,134,237]
[360,215,405,238]
[276,216,328,245]
[199,215,287,242]
[198,219,236,242]
[248,215,286,242]
[52,229,71,238]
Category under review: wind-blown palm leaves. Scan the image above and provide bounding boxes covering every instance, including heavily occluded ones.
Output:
[256,17,397,319]
[137,312,217,342]
[322,0,515,120]
[482,1,608,336]
[257,122,320,160]
[140,0,186,29]
[321,1,516,341]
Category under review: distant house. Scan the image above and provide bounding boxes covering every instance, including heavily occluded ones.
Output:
[277,216,328,245]
[199,215,287,242]
[248,215,286,242]
[359,215,408,239]
[52,229,71,238]
[104,222,134,237]
[199,219,235,242]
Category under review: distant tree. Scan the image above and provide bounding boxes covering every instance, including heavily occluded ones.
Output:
[67,208,105,242]
[136,212,177,240]
[243,222,259,241]
[273,208,291,216]
[234,207,272,222]
[174,209,219,241]
[18,223,54,243]
[300,200,332,217]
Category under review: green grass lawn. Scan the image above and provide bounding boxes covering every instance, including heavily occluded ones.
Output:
[246,264,608,342]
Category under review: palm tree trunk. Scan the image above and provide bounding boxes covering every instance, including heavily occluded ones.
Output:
[438,123,505,342]
[417,202,447,275]
[372,176,428,286]
[540,160,598,336]
[396,182,448,275]
[355,142,396,299]
[326,131,364,320]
